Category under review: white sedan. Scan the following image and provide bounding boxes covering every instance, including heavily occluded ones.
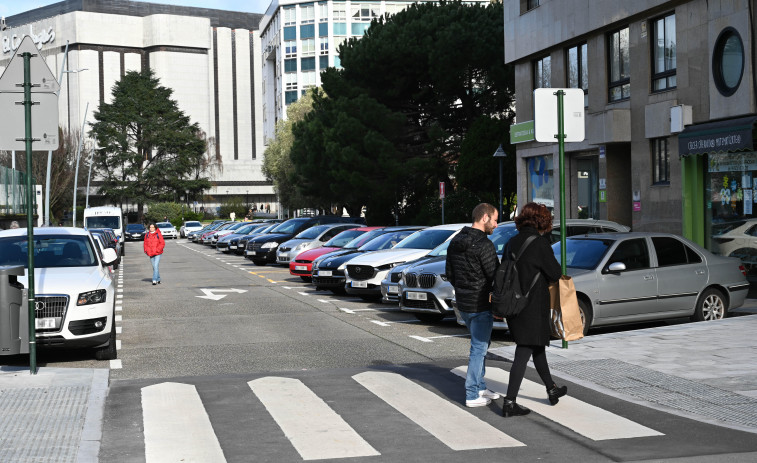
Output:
[156,222,179,239]
[180,220,204,238]
[0,227,119,360]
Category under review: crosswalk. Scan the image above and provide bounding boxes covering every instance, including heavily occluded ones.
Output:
[135,366,663,462]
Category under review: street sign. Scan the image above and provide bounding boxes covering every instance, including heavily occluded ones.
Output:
[0,93,59,150]
[0,35,60,93]
[533,88,585,142]
[439,182,445,199]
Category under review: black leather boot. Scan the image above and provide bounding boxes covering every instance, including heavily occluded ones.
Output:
[547,384,567,405]
[502,399,530,417]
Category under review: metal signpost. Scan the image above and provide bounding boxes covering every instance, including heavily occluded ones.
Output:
[534,88,585,349]
[439,181,445,224]
[0,36,61,374]
[492,144,506,220]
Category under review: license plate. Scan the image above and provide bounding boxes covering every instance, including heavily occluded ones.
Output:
[295,265,307,271]
[388,286,398,294]
[248,251,256,256]
[35,318,57,329]
[407,291,427,301]
[351,281,368,288]
[319,270,332,277]
[230,245,237,249]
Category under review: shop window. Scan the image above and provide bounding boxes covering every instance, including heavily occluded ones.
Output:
[533,55,551,89]
[651,13,676,91]
[652,138,670,185]
[712,27,744,97]
[608,27,630,101]
[567,43,588,106]
[527,155,554,209]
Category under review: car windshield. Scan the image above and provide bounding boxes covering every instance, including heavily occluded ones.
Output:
[427,240,450,257]
[296,224,331,240]
[552,238,613,270]
[324,229,365,248]
[271,219,308,234]
[360,230,416,251]
[0,235,98,268]
[126,224,144,232]
[185,221,202,227]
[394,229,456,250]
[85,216,119,229]
[157,223,173,229]
[227,222,248,230]
[489,224,519,255]
[343,229,385,249]
[235,224,257,235]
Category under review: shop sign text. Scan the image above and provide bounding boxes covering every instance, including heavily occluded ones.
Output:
[2,25,56,55]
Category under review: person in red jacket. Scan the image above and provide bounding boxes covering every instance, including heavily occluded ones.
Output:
[143,223,165,285]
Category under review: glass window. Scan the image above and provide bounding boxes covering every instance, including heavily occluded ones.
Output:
[652,138,670,184]
[359,230,416,251]
[344,229,386,249]
[333,4,346,21]
[302,71,317,88]
[333,23,347,35]
[285,91,298,105]
[652,14,676,91]
[0,235,98,268]
[334,55,341,68]
[300,3,314,23]
[318,2,328,20]
[285,72,297,90]
[320,55,329,69]
[300,24,315,39]
[351,22,371,36]
[283,26,296,41]
[352,4,379,21]
[553,238,612,270]
[319,22,328,37]
[301,57,316,71]
[284,40,297,58]
[607,238,650,270]
[301,38,315,56]
[713,28,744,96]
[319,37,329,55]
[608,27,630,101]
[567,43,588,106]
[284,58,297,73]
[533,55,551,89]
[527,155,554,209]
[283,7,296,25]
[527,0,540,10]
[652,237,688,266]
[325,229,364,247]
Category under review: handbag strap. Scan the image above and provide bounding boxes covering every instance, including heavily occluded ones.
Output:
[511,234,541,295]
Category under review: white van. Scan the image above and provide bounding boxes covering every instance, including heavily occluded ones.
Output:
[83,206,124,254]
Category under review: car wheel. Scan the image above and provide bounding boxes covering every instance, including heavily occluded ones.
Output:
[413,313,445,323]
[181,231,185,238]
[692,288,727,322]
[577,298,593,336]
[300,276,312,282]
[94,321,117,361]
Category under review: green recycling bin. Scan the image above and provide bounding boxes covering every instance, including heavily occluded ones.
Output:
[0,265,27,356]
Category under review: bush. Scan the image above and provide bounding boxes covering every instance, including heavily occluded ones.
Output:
[218,197,248,221]
[145,202,183,226]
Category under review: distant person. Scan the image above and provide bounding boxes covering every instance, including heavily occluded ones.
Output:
[445,203,500,407]
[502,202,566,417]
[10,221,20,229]
[143,223,165,285]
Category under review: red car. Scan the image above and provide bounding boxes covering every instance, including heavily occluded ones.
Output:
[289,226,382,280]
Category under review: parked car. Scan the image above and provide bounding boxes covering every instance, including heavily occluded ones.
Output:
[312,227,425,293]
[233,223,279,255]
[246,216,365,266]
[344,224,467,301]
[179,221,204,238]
[189,222,225,242]
[87,228,121,269]
[210,222,252,247]
[156,222,178,239]
[711,219,757,275]
[277,223,361,266]
[289,226,381,280]
[124,223,146,241]
[197,222,236,244]
[216,223,265,252]
[0,227,119,360]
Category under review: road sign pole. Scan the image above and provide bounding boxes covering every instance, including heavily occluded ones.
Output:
[555,89,568,350]
[21,52,38,374]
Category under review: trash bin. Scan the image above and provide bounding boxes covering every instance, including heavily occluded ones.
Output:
[0,265,27,356]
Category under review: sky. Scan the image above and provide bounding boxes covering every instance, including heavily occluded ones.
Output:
[0,0,272,19]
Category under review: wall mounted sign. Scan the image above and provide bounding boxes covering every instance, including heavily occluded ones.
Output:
[2,25,56,55]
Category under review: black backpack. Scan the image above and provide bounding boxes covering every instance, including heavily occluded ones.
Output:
[491,235,540,318]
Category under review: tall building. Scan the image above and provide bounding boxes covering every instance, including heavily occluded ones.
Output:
[1,0,276,213]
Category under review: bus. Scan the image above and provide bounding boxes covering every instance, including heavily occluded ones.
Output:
[83,206,124,255]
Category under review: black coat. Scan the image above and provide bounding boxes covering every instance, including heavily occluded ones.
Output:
[505,227,562,346]
[445,226,498,313]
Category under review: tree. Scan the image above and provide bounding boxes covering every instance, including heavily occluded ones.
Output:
[90,70,211,222]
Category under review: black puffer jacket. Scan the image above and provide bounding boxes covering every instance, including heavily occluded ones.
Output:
[445,226,498,313]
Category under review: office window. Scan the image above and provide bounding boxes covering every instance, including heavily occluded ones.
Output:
[319,22,328,37]
[333,23,347,35]
[334,55,341,68]
[301,38,315,56]
[301,57,316,71]
[284,40,297,58]
[283,26,296,41]
[319,37,329,55]
[301,3,315,24]
[527,0,539,10]
[302,71,317,88]
[319,2,328,21]
[608,27,630,101]
[352,4,379,21]
[567,43,588,106]
[285,90,298,105]
[285,72,297,90]
[333,4,346,21]
[284,58,297,73]
[533,55,551,89]
[652,138,670,184]
[300,24,315,39]
[283,7,296,26]
[652,13,676,91]
[320,55,329,69]
[352,23,371,36]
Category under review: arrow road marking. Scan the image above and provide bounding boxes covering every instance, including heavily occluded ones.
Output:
[195,288,248,301]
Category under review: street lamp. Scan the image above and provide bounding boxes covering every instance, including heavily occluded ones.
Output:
[493,144,507,220]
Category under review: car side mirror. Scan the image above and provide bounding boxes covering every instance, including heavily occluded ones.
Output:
[605,261,626,275]
[101,248,118,266]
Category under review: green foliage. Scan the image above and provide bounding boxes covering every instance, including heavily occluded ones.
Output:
[145,202,183,224]
[218,197,248,221]
[410,189,483,226]
[90,70,211,221]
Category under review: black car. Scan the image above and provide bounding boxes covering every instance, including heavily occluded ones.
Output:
[124,223,146,241]
[245,216,365,266]
[231,223,278,255]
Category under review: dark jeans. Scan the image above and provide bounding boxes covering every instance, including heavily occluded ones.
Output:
[505,344,554,400]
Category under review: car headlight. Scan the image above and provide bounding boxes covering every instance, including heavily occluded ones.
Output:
[77,289,107,306]
[261,241,279,249]
[440,273,448,281]
[294,242,308,251]
[337,262,347,271]
[377,262,400,271]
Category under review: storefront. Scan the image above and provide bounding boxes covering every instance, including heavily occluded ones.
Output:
[680,115,757,285]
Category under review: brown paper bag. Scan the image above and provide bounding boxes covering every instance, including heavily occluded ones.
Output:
[549,276,584,341]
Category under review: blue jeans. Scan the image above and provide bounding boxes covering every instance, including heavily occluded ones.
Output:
[459,310,494,401]
[150,254,161,282]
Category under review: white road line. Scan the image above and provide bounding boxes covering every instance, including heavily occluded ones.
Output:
[115,315,122,322]
[109,359,122,369]
[298,292,309,296]
[408,335,433,343]
[117,288,123,292]
[115,306,122,312]
[116,295,123,299]
[116,340,121,350]
[353,371,523,450]
[317,299,333,304]
[116,326,122,334]
[339,307,391,314]
[142,383,227,463]
[451,366,664,440]
[371,319,422,327]
[249,377,380,460]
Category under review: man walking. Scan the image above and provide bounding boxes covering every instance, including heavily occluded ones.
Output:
[446,203,500,407]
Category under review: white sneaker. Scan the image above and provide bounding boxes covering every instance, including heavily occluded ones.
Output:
[466,396,492,407]
[479,389,501,400]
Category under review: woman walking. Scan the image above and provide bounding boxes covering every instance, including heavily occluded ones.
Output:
[143,223,165,285]
[503,202,567,417]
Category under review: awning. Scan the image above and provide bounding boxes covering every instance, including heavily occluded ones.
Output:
[678,115,757,156]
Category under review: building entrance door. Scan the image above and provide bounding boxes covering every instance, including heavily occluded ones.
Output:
[576,157,598,219]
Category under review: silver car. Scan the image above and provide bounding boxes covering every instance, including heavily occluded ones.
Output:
[395,241,453,322]
[276,223,360,265]
[156,222,178,239]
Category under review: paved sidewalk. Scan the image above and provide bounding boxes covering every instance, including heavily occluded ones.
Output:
[489,312,757,434]
[0,366,108,463]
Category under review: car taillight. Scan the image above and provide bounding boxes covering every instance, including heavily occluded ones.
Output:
[739,265,747,277]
